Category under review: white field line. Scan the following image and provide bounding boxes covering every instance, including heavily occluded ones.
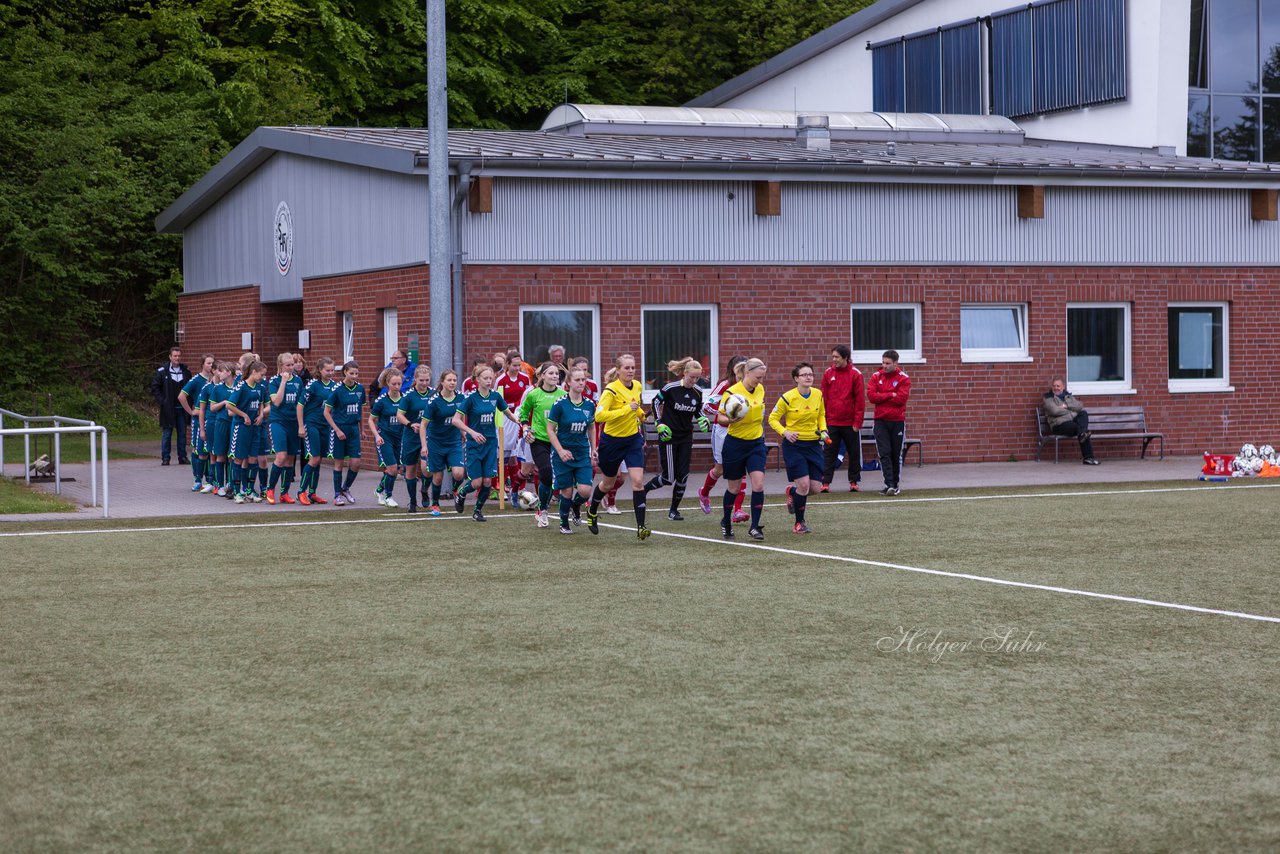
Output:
[589,523,1280,624]
[3,483,1278,624]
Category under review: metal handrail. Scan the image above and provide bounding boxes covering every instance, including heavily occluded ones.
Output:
[0,411,110,518]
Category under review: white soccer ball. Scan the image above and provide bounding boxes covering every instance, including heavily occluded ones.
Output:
[1250,456,1265,474]
[1259,444,1275,460]
[516,489,538,510]
[1239,443,1258,459]
[720,393,749,422]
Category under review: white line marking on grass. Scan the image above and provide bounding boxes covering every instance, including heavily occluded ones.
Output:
[593,523,1280,625]
[0,511,534,538]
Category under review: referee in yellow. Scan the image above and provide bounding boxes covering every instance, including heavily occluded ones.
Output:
[769,362,829,534]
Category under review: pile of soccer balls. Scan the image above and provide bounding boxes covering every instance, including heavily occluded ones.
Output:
[1231,443,1277,476]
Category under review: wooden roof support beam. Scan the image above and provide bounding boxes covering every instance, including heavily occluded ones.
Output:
[754,180,781,217]
[469,176,493,214]
[1250,188,1277,221]
[1017,185,1044,219]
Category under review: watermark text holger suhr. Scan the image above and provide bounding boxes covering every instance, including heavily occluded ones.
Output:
[877,626,1048,663]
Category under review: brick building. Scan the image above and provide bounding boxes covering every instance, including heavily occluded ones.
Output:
[158,105,1280,465]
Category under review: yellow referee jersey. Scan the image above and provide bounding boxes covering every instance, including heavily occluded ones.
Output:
[725,381,766,441]
[768,387,828,441]
[595,379,645,438]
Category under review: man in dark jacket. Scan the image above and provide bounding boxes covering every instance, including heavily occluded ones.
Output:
[150,346,192,465]
[1043,378,1099,464]
[819,344,866,492]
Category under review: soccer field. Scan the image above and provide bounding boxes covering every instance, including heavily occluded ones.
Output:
[2,482,1278,851]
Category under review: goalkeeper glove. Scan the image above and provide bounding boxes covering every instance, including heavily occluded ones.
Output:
[696,415,711,432]
[656,423,672,441]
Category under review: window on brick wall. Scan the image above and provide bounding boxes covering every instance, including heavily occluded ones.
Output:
[961,304,1030,362]
[850,304,923,364]
[640,305,717,399]
[341,311,354,365]
[382,308,398,367]
[520,305,599,381]
[1168,302,1231,392]
[1066,303,1130,394]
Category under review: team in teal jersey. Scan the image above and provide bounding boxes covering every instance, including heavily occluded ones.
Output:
[450,365,512,521]
[420,369,464,516]
[296,357,338,505]
[515,364,566,527]
[395,366,434,513]
[324,361,367,505]
[368,367,405,508]
[546,366,598,533]
[198,361,235,495]
[178,355,216,492]
[265,352,304,504]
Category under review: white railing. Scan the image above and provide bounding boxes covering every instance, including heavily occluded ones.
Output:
[0,408,109,518]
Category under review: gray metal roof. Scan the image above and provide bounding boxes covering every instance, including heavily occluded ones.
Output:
[156,123,1280,234]
[685,0,931,108]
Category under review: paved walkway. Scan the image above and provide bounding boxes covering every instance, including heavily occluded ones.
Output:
[0,445,1209,523]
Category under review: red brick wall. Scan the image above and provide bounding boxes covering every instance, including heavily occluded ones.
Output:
[178,287,301,368]
[179,263,1280,466]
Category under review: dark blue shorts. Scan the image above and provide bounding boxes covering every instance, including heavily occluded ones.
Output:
[465,441,498,480]
[427,444,463,472]
[210,420,231,457]
[377,435,403,468]
[553,455,594,489]
[400,436,423,467]
[269,422,301,457]
[722,435,767,481]
[229,420,258,461]
[302,421,329,459]
[327,425,361,459]
[598,433,644,477]
[783,439,824,482]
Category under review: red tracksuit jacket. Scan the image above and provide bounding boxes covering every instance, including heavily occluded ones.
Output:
[866,368,910,421]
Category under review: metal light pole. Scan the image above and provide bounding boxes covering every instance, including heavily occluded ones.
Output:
[427,0,452,381]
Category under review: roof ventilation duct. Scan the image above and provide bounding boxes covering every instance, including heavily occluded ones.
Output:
[797,115,831,150]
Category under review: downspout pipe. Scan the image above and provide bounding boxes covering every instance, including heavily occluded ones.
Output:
[451,160,472,378]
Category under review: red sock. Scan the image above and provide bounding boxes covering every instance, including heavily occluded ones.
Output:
[734,482,746,512]
[606,486,619,505]
[511,469,525,493]
[701,470,719,496]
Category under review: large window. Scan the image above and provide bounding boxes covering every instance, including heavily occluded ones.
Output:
[1168,303,1230,392]
[520,305,600,380]
[1187,0,1280,161]
[640,305,716,397]
[1066,303,1131,393]
[961,304,1029,362]
[850,304,922,364]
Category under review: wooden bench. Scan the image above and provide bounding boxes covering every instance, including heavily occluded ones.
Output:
[642,421,781,470]
[1035,406,1164,462]
[859,414,925,468]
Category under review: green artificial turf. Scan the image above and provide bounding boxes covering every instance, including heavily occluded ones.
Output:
[1,483,1277,851]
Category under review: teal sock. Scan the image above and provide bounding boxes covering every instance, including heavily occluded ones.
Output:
[343,469,359,490]
[333,469,344,494]
[559,494,570,526]
[268,464,282,490]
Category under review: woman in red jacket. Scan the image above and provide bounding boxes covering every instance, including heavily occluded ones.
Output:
[819,344,866,493]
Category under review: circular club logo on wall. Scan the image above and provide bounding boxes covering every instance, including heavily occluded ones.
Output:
[274,201,294,276]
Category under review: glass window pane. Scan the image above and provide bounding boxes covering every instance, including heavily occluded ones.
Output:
[642,309,713,391]
[1262,2,1280,92]
[1168,306,1224,380]
[961,307,1022,349]
[1210,0,1259,93]
[1190,0,1209,88]
[1189,94,1212,156]
[522,309,595,370]
[1067,307,1126,383]
[852,307,916,353]
[1214,95,1261,161]
[1264,96,1280,161]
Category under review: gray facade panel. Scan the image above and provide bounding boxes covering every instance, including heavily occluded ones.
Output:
[463,179,1280,266]
[182,154,429,300]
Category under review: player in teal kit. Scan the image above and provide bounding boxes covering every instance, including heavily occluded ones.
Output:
[295,357,336,504]
[395,365,433,513]
[324,361,367,505]
[265,352,303,504]
[178,355,215,492]
[420,369,464,517]
[546,366,599,534]
[198,361,233,495]
[368,368,405,508]
[225,360,269,503]
[450,364,512,521]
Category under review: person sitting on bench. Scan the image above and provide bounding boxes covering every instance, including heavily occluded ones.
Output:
[1043,378,1099,465]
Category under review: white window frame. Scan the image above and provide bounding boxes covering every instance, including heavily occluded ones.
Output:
[1168,301,1232,393]
[850,303,925,365]
[1066,302,1133,395]
[960,303,1031,363]
[341,311,354,365]
[382,308,399,367]
[519,304,601,383]
[639,304,719,403]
